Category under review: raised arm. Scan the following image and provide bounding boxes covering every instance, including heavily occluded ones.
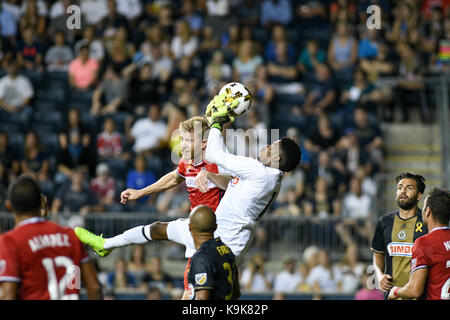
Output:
[205,127,264,180]
[120,170,184,204]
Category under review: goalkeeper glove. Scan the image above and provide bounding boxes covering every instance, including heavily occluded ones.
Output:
[205,93,239,130]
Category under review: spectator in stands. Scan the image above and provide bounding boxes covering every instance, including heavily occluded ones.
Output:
[354,272,384,300]
[56,129,91,186]
[303,176,340,217]
[122,62,159,115]
[138,24,169,62]
[128,244,147,288]
[260,0,293,29]
[75,25,105,63]
[204,50,232,93]
[104,34,132,72]
[44,31,73,72]
[306,150,346,198]
[69,44,99,91]
[106,257,137,290]
[115,0,142,26]
[253,65,275,106]
[125,155,157,206]
[267,41,303,95]
[90,65,127,116]
[232,40,263,83]
[156,183,190,218]
[99,0,128,37]
[126,104,167,155]
[349,107,383,169]
[204,0,233,40]
[303,245,320,272]
[307,249,340,294]
[20,131,50,185]
[16,27,44,73]
[80,0,109,27]
[0,62,33,126]
[298,63,336,120]
[181,0,203,36]
[297,39,326,79]
[142,256,174,292]
[90,163,116,209]
[170,20,199,61]
[51,167,101,216]
[60,108,91,151]
[276,165,306,206]
[265,24,296,63]
[236,0,260,27]
[97,118,123,159]
[358,28,381,60]
[199,25,221,60]
[19,0,46,37]
[359,40,396,81]
[329,0,357,25]
[304,115,341,155]
[335,128,368,177]
[335,177,374,247]
[339,68,376,124]
[240,253,273,293]
[395,42,430,123]
[0,132,20,182]
[272,186,302,217]
[385,2,419,46]
[0,2,18,43]
[146,286,163,300]
[273,257,304,294]
[104,25,136,62]
[295,0,328,31]
[327,22,357,83]
[172,56,199,94]
[334,244,365,293]
[47,0,78,44]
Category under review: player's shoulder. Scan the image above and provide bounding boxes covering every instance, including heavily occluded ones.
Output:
[378,210,397,224]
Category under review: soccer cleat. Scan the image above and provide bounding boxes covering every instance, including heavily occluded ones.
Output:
[74,227,111,257]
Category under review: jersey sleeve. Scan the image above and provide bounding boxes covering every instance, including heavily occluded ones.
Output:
[371,218,385,254]
[176,159,186,178]
[190,251,215,291]
[411,238,431,274]
[0,236,21,282]
[205,128,266,180]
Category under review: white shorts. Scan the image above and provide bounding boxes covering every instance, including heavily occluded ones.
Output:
[166,218,254,263]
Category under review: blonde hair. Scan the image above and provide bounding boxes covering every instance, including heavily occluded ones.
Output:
[179,116,209,136]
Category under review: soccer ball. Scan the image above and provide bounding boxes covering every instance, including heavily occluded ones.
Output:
[219,82,252,116]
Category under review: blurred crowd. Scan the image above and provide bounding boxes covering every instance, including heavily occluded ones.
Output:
[98,244,384,299]
[0,0,448,296]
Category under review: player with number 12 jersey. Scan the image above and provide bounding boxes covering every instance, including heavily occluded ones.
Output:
[0,217,90,300]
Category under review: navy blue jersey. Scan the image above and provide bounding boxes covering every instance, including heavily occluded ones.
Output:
[187,238,238,300]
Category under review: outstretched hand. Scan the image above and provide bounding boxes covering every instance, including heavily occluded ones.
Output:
[205,93,239,130]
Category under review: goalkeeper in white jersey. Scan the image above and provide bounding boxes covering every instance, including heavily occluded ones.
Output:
[74,93,301,265]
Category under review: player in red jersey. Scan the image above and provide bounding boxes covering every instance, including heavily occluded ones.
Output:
[88,116,232,299]
[389,187,450,300]
[0,177,102,300]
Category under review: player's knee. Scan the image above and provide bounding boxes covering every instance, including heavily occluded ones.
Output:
[150,221,168,240]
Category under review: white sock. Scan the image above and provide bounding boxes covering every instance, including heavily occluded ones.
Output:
[104,225,152,250]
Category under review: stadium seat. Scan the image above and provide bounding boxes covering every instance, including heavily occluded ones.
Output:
[34,100,61,113]
[32,111,63,132]
[36,87,66,104]
[7,132,24,150]
[37,132,60,154]
[0,121,25,134]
